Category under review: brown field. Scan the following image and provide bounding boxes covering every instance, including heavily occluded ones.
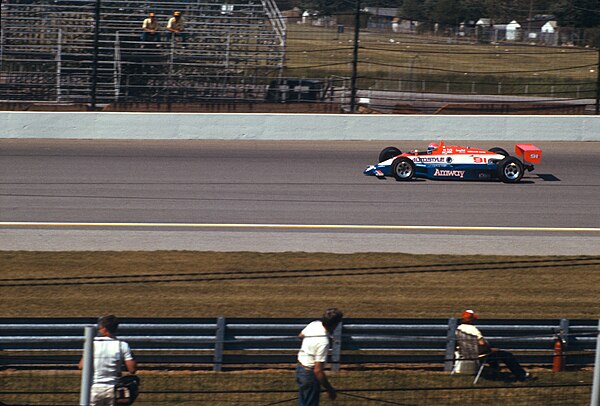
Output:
[0,368,593,405]
[0,252,597,405]
[1,251,599,319]
[285,24,598,95]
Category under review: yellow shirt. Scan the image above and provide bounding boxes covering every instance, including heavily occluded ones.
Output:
[167,16,184,31]
[142,18,158,31]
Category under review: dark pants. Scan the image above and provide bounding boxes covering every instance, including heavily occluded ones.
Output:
[296,364,320,406]
[141,32,161,42]
[166,32,188,43]
[485,350,527,380]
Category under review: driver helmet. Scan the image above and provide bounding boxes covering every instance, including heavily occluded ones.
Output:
[427,142,439,154]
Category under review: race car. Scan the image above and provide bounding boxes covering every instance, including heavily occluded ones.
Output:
[363,141,541,183]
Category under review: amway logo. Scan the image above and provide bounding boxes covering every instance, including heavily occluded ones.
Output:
[434,169,465,178]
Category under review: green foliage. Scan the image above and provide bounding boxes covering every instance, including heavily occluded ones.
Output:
[549,0,600,28]
[295,0,600,30]
[432,0,462,26]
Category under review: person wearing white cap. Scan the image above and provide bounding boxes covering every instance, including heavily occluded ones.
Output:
[457,309,534,381]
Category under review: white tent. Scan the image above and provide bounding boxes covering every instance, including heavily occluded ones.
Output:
[541,21,557,33]
[506,20,521,40]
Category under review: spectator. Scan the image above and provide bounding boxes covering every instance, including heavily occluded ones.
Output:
[392,17,399,33]
[79,315,137,406]
[296,308,343,405]
[141,12,161,46]
[457,309,534,381]
[166,11,188,45]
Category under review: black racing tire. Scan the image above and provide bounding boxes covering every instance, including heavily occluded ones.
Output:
[489,147,510,157]
[391,157,416,181]
[378,146,402,162]
[497,157,524,183]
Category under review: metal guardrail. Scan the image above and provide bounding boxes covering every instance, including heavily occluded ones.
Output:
[0,318,597,371]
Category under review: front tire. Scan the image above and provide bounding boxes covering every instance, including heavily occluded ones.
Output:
[379,146,402,162]
[391,157,416,181]
[497,157,524,183]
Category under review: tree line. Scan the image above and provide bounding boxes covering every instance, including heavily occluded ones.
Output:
[280,0,600,29]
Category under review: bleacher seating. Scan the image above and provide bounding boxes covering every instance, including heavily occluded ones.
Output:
[0,0,286,103]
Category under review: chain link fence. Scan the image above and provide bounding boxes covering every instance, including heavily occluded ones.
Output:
[1,0,599,113]
[0,361,595,405]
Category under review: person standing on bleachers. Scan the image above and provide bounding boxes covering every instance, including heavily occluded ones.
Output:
[141,12,161,46]
[166,11,188,46]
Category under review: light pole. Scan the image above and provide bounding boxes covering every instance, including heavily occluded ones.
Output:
[90,0,101,110]
[349,0,361,113]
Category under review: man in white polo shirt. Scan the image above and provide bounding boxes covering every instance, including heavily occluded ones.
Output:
[296,308,343,405]
[79,315,137,405]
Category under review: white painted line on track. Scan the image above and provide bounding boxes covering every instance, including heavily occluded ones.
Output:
[1,222,600,233]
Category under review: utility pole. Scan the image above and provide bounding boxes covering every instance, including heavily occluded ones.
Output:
[526,0,533,38]
[349,0,361,113]
[596,48,600,115]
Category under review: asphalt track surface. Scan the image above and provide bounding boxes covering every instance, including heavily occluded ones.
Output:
[1,139,599,255]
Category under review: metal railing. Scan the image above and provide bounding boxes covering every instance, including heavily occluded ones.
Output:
[1,317,597,372]
[0,0,286,105]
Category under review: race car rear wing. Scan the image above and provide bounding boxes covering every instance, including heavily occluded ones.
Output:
[515,144,542,165]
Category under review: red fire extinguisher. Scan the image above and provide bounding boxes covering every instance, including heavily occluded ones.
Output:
[552,334,566,372]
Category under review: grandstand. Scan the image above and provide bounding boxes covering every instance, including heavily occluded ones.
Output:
[0,0,286,104]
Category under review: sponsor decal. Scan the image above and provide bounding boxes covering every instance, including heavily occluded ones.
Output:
[434,168,465,178]
[455,148,466,153]
[479,173,491,178]
[413,156,446,163]
[446,157,453,163]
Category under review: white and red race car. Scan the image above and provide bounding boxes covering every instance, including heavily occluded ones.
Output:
[364,141,541,183]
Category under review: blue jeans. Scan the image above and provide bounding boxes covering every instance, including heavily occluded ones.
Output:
[166,32,188,43]
[296,364,320,406]
[141,32,161,42]
[485,350,527,380]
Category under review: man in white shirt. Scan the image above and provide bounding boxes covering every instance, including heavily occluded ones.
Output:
[141,12,161,44]
[166,11,188,45]
[457,309,533,381]
[296,308,343,405]
[79,315,137,406]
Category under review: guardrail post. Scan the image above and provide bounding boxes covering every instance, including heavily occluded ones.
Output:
[79,325,96,406]
[590,319,600,406]
[560,318,570,368]
[444,317,458,372]
[331,322,343,372]
[213,316,226,372]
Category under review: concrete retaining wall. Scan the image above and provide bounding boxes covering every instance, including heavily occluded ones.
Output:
[2,112,600,141]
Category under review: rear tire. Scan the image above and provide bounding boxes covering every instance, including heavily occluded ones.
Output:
[379,147,402,162]
[489,147,509,157]
[497,157,524,183]
[391,157,416,181]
